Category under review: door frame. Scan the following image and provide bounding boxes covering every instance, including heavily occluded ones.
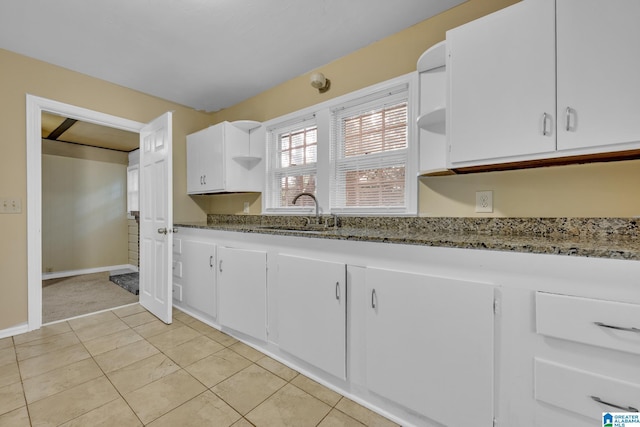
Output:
[26,94,145,330]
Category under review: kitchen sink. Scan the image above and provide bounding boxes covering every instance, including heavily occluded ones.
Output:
[256,225,334,234]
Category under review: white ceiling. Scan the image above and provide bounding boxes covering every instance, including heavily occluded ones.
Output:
[0,0,465,112]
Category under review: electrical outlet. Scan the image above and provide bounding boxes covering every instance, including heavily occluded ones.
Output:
[0,197,21,214]
[243,202,250,214]
[475,191,493,213]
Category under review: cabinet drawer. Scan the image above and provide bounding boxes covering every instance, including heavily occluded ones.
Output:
[536,292,640,355]
[535,358,640,420]
[172,283,183,302]
[172,261,182,278]
[173,237,182,254]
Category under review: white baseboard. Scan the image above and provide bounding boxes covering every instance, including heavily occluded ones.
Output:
[0,322,28,339]
[42,264,137,280]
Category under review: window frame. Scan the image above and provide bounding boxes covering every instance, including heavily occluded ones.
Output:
[262,73,418,216]
[330,90,411,214]
[264,115,319,213]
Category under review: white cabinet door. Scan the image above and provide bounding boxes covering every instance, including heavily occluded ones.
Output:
[277,254,346,380]
[447,0,556,166]
[199,124,225,192]
[186,125,224,194]
[365,267,495,426]
[556,0,640,152]
[218,247,267,341]
[186,131,203,193]
[179,239,217,318]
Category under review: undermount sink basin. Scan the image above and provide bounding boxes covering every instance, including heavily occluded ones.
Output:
[256,225,333,234]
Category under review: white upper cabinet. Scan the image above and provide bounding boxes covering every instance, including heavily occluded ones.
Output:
[447,0,556,166]
[187,120,263,194]
[417,41,450,175]
[447,0,640,168]
[556,0,640,153]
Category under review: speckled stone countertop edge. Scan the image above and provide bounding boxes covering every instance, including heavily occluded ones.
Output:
[174,216,640,261]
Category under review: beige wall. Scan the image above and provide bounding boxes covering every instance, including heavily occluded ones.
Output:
[42,149,129,272]
[420,160,640,217]
[204,0,640,219]
[204,0,521,214]
[0,48,211,329]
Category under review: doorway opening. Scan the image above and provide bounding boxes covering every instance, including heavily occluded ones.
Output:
[40,111,141,323]
[27,95,145,330]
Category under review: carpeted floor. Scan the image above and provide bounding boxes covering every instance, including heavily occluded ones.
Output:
[42,272,138,324]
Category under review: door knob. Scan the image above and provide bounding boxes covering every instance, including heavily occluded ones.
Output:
[157,228,167,235]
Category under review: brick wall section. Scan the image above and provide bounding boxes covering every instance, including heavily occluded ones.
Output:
[128,215,139,267]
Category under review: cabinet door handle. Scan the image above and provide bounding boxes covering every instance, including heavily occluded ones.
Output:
[203,174,206,185]
[594,321,640,334]
[565,107,572,131]
[371,289,377,309]
[590,395,638,412]
[542,112,549,136]
[209,255,213,268]
[200,175,203,185]
[219,259,223,272]
[335,282,340,301]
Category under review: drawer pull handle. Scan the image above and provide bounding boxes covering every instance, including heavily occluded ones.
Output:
[590,395,638,413]
[594,321,640,334]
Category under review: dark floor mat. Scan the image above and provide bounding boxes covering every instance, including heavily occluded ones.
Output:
[109,272,139,295]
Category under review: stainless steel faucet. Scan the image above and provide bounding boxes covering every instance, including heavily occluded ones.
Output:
[292,192,319,224]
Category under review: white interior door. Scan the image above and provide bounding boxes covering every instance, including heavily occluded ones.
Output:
[139,112,173,323]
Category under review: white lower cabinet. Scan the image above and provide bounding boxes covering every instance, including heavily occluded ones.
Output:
[173,237,217,319]
[535,358,640,422]
[218,246,267,341]
[534,292,640,423]
[277,254,346,379]
[364,267,496,426]
[173,227,638,427]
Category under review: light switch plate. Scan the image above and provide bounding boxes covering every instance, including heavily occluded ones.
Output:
[0,198,22,214]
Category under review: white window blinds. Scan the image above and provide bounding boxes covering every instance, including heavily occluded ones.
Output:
[266,119,318,210]
[331,89,409,212]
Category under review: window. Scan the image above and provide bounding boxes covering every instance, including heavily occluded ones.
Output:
[331,94,408,212]
[126,165,139,213]
[263,74,417,215]
[266,119,318,209]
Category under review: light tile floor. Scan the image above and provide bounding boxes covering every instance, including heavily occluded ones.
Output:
[0,305,400,426]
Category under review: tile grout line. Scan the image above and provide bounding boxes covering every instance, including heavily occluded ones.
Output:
[67,318,144,427]
[12,334,34,427]
[9,306,397,427]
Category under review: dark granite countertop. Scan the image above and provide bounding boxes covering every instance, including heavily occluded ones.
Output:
[176,216,640,261]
